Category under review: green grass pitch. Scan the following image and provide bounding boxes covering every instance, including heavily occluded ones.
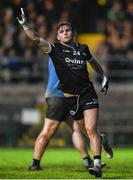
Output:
[0,148,133,179]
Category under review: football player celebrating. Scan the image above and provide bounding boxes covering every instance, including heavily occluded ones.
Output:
[17,8,109,177]
[28,57,113,171]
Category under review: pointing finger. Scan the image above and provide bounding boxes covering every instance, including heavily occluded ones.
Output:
[21,8,25,15]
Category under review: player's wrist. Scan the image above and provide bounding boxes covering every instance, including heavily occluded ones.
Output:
[103,75,107,79]
[21,19,29,30]
[102,75,108,83]
[22,24,30,31]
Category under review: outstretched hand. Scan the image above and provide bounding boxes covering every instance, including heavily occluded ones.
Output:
[101,76,109,95]
[16,8,28,27]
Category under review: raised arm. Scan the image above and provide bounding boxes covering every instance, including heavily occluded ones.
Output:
[89,58,109,95]
[17,8,51,53]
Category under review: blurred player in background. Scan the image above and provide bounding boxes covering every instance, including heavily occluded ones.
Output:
[17,8,111,177]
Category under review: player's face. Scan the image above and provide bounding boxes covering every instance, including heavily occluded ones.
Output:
[57,25,73,44]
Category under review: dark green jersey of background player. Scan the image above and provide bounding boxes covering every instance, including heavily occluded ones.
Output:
[48,42,93,94]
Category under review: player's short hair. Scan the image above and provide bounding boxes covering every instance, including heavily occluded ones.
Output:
[56,21,73,32]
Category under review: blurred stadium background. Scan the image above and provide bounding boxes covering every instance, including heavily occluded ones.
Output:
[0,0,132,148]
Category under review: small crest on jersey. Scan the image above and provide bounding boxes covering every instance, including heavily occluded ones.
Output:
[62,49,70,53]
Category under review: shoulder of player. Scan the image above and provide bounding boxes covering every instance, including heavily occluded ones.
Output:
[50,42,62,49]
[77,43,90,51]
[48,42,60,54]
[78,43,88,48]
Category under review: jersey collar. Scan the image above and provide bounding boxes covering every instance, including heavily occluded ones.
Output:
[60,42,78,50]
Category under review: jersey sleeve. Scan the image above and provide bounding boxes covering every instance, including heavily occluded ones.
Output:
[48,43,57,56]
[84,45,94,62]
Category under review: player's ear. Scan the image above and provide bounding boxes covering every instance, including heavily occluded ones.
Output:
[57,35,60,40]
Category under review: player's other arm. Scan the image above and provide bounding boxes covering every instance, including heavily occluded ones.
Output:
[17,8,51,53]
[89,57,108,94]
[89,57,105,79]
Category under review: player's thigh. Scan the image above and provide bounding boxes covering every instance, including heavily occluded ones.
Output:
[83,108,99,130]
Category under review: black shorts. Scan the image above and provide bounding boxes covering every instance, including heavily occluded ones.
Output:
[65,83,99,120]
[45,97,68,121]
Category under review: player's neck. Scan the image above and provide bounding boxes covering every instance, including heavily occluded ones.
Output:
[60,41,76,49]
